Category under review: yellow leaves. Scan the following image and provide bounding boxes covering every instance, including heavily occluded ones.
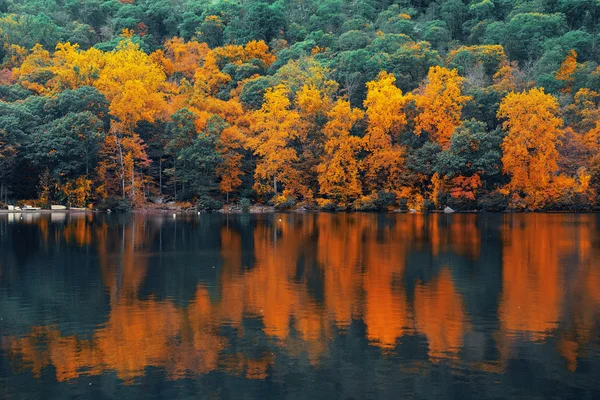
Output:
[248,85,307,196]
[296,84,331,119]
[204,15,222,26]
[2,44,28,70]
[415,66,471,149]
[447,44,507,73]
[120,28,134,39]
[95,40,167,127]
[311,46,327,55]
[362,71,409,191]
[13,44,52,93]
[212,40,276,68]
[317,99,364,202]
[275,57,339,99]
[556,50,578,94]
[364,71,410,142]
[50,42,105,91]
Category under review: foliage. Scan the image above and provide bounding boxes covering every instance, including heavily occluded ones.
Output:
[1,0,599,211]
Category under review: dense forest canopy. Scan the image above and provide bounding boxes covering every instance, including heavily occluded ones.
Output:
[1,0,600,211]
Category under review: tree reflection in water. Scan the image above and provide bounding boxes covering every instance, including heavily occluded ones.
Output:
[0,212,598,396]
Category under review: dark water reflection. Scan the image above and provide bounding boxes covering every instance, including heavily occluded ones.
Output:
[0,212,599,399]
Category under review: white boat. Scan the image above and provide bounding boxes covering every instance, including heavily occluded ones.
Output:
[51,205,67,210]
[22,205,41,210]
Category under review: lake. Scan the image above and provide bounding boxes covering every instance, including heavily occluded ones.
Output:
[0,212,599,399]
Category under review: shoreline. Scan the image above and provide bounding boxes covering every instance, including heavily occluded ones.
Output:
[0,209,92,214]
[1,208,598,214]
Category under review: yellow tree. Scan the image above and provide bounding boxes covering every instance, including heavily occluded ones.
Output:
[94,39,167,203]
[317,99,364,203]
[247,85,307,197]
[48,42,105,91]
[415,66,471,149]
[295,83,336,198]
[363,71,410,191]
[12,44,52,93]
[497,88,563,208]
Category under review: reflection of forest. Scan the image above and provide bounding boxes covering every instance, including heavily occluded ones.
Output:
[1,213,598,382]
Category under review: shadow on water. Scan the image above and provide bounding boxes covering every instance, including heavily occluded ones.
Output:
[0,212,599,399]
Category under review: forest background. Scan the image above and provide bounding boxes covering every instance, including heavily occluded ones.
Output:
[1,0,600,212]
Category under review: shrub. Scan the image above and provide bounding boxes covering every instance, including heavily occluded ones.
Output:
[272,194,297,210]
[548,192,592,212]
[316,198,336,212]
[97,197,133,212]
[296,199,316,210]
[397,198,408,211]
[353,194,378,211]
[477,191,507,211]
[197,196,223,212]
[239,197,251,212]
[446,196,477,211]
[423,199,435,212]
[374,190,397,211]
[16,199,47,209]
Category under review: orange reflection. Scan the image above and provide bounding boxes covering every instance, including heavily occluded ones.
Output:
[497,214,600,371]
[499,215,563,338]
[2,213,598,382]
[414,268,469,360]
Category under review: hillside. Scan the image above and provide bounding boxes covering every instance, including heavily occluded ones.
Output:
[1,0,600,211]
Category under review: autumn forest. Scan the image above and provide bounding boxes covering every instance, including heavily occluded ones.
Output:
[1,0,600,211]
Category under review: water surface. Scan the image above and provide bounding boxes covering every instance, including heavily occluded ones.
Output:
[0,212,599,399]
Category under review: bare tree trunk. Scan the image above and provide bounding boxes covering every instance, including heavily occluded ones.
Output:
[159,158,162,196]
[117,137,125,199]
[131,164,135,200]
[273,175,277,194]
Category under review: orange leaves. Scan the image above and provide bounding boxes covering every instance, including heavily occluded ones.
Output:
[498,88,565,208]
[449,174,482,201]
[555,50,578,94]
[163,38,211,80]
[59,176,92,208]
[216,126,246,199]
[415,66,471,149]
[243,40,277,66]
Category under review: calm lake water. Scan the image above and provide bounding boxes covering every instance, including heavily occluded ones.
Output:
[0,212,599,399]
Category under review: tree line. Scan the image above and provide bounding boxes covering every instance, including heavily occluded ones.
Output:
[1,0,600,211]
